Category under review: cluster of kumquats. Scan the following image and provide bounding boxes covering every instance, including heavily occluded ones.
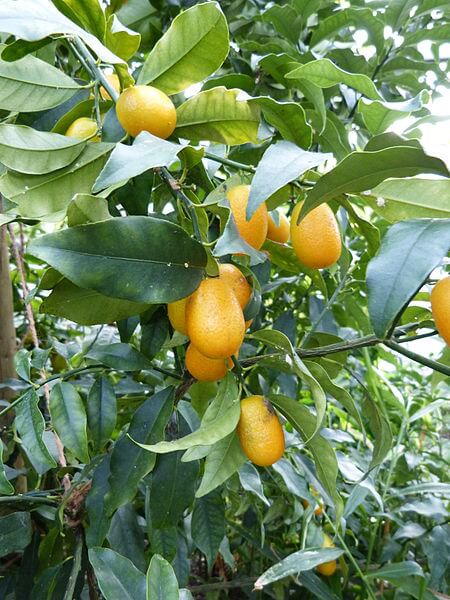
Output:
[63,76,450,577]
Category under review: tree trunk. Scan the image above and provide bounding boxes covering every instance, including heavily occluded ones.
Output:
[0,201,16,407]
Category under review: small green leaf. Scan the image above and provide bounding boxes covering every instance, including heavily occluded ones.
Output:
[213,211,267,266]
[175,87,260,146]
[138,2,229,95]
[105,15,141,61]
[247,141,330,219]
[238,463,270,506]
[87,376,117,453]
[249,97,312,149]
[302,146,449,217]
[15,389,57,475]
[0,512,32,558]
[67,193,111,226]
[93,133,183,192]
[0,124,86,175]
[196,432,246,498]
[255,547,344,589]
[89,548,146,600]
[146,554,179,600]
[29,216,207,304]
[286,58,383,100]
[135,374,240,454]
[191,490,225,569]
[367,219,450,338]
[49,382,90,463]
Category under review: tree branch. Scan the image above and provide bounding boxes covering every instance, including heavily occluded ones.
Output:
[384,340,450,377]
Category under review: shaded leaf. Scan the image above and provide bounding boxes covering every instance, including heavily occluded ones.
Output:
[87,343,151,371]
[87,376,117,453]
[191,490,225,569]
[88,548,146,600]
[0,512,32,558]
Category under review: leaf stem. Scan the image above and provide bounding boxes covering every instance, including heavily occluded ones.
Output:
[204,152,256,172]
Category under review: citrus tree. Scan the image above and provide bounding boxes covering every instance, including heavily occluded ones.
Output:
[0,0,449,598]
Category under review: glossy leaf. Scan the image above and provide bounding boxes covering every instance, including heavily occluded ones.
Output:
[175,87,260,146]
[367,219,450,337]
[0,512,32,558]
[87,376,117,453]
[196,432,246,498]
[367,178,450,221]
[87,343,151,371]
[255,547,344,588]
[249,97,312,149]
[41,279,148,326]
[0,124,85,175]
[247,141,331,218]
[286,58,383,100]
[29,216,207,303]
[0,143,113,220]
[88,548,146,600]
[146,554,179,600]
[302,146,449,217]
[49,382,90,463]
[138,2,229,94]
[105,387,174,514]
[191,490,225,568]
[15,389,57,475]
[93,133,183,192]
[135,374,240,454]
[0,0,124,64]
[0,52,80,112]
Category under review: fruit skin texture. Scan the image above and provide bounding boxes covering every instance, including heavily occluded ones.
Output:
[100,73,121,100]
[186,278,245,359]
[116,85,176,138]
[185,343,233,382]
[237,395,285,466]
[316,534,337,577]
[226,185,268,250]
[290,202,341,269]
[431,276,450,346]
[218,263,251,309]
[267,212,290,243]
[167,297,189,335]
[65,117,99,141]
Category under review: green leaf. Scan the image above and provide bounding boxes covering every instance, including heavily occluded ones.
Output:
[367,219,450,338]
[105,15,141,61]
[191,490,225,569]
[87,343,152,371]
[0,51,81,113]
[146,554,179,600]
[175,87,260,146]
[366,561,424,580]
[41,279,148,326]
[286,58,382,100]
[105,387,174,514]
[302,147,449,217]
[366,178,450,221]
[196,432,246,498]
[87,376,117,453]
[93,133,183,192]
[67,193,111,226]
[0,512,32,558]
[28,216,207,303]
[148,451,199,528]
[261,4,301,44]
[49,382,90,463]
[0,0,124,64]
[238,463,270,506]
[107,504,146,572]
[249,97,312,149]
[251,330,326,441]
[88,548,146,600]
[0,143,113,221]
[86,455,112,548]
[0,445,13,496]
[137,2,229,95]
[362,392,393,470]
[136,374,240,454]
[213,210,267,266]
[15,389,57,475]
[254,547,344,589]
[52,0,106,40]
[358,91,430,135]
[0,124,86,175]
[247,141,330,218]
[270,395,343,518]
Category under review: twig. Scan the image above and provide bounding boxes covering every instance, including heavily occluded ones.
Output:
[384,340,450,377]
[204,152,256,172]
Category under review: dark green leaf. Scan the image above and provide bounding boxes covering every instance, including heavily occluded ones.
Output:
[0,512,32,558]
[86,455,112,548]
[87,376,117,453]
[107,504,146,572]
[191,490,225,569]
[87,343,151,371]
